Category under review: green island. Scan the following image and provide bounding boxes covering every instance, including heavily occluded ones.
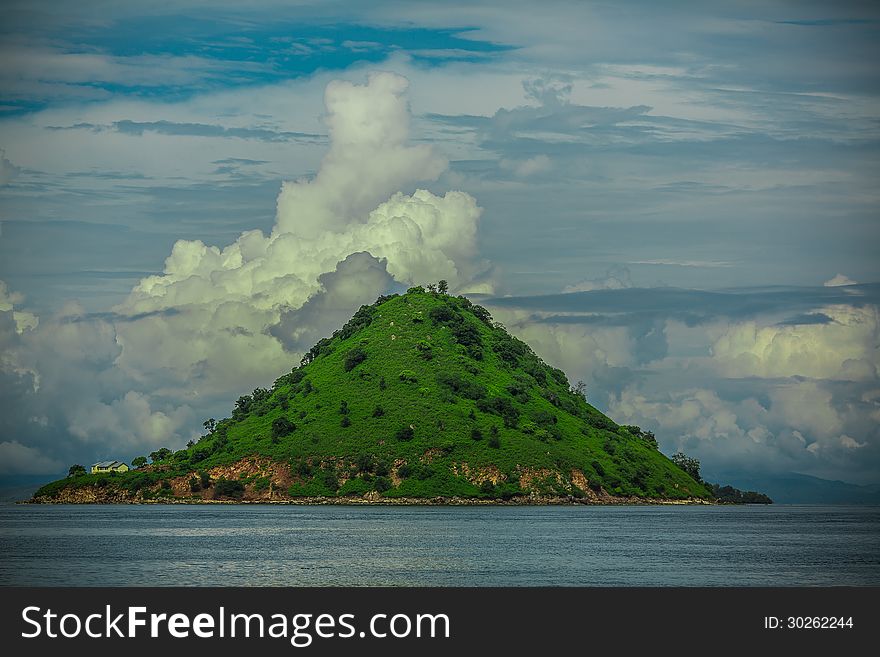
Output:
[32,285,770,505]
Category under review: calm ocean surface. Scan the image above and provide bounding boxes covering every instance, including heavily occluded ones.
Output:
[1,504,878,586]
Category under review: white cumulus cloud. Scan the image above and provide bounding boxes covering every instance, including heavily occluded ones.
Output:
[275,72,447,238]
[0,72,492,473]
[709,305,879,380]
[824,273,858,287]
[0,280,38,333]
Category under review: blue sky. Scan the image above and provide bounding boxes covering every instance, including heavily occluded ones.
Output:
[0,0,878,489]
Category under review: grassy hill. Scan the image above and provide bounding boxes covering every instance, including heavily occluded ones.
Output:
[34,286,711,503]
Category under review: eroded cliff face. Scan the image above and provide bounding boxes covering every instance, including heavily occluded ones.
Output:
[32,486,137,504]
[168,456,295,501]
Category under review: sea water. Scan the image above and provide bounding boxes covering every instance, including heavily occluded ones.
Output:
[1,504,877,586]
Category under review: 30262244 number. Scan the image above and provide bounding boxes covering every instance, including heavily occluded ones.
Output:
[786,616,854,629]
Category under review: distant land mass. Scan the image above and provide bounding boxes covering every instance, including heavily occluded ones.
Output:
[32,286,762,505]
[705,471,880,505]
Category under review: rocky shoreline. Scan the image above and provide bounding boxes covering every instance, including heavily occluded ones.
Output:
[26,488,714,506]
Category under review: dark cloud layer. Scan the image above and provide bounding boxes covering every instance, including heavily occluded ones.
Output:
[113,120,323,143]
[489,283,880,323]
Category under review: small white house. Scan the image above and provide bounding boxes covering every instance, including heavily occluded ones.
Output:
[91,460,130,474]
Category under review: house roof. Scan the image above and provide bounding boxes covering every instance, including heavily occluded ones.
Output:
[92,460,125,468]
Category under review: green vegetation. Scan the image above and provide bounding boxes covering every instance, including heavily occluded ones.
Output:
[343,347,368,372]
[671,452,702,482]
[34,285,713,502]
[272,417,296,438]
[709,483,772,504]
[213,478,245,500]
[149,448,172,463]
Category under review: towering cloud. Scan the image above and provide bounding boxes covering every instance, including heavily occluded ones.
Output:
[275,73,447,238]
[116,72,488,398]
[0,72,489,474]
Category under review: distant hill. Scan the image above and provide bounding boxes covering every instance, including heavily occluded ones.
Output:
[0,475,54,505]
[706,471,880,505]
[34,286,710,504]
